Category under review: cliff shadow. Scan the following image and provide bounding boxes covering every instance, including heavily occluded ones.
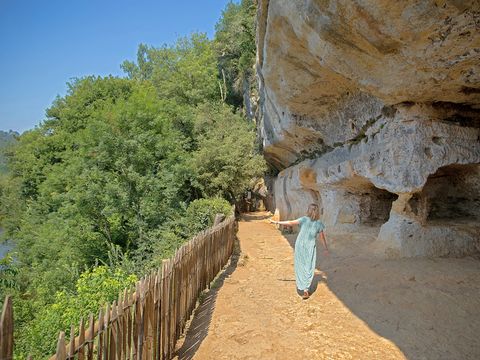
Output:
[282,231,480,359]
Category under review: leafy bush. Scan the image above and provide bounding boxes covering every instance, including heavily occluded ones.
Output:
[190,104,266,200]
[184,198,233,236]
[133,198,232,271]
[0,253,18,295]
[16,266,137,358]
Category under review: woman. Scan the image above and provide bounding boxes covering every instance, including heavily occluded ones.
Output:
[270,203,328,299]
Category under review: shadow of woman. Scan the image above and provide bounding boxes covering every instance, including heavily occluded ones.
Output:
[294,272,325,297]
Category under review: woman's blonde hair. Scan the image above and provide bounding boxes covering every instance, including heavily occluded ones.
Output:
[307,203,320,221]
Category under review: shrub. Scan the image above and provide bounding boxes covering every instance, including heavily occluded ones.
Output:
[16,266,137,358]
[184,198,232,237]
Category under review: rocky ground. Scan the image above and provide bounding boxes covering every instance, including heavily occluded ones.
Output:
[174,212,480,360]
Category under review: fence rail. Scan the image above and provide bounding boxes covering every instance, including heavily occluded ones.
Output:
[0,214,236,360]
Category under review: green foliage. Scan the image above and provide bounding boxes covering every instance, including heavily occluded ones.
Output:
[2,2,262,357]
[140,197,232,271]
[0,173,23,228]
[0,253,18,293]
[190,104,266,200]
[122,34,220,106]
[2,77,191,357]
[215,0,257,108]
[184,197,233,236]
[16,266,137,358]
[0,130,18,174]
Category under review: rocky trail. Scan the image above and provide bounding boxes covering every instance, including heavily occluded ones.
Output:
[174,212,480,360]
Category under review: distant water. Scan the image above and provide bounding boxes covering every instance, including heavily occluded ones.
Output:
[0,228,12,259]
[0,243,10,259]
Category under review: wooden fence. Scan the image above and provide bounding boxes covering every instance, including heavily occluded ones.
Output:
[0,214,236,360]
[0,296,13,360]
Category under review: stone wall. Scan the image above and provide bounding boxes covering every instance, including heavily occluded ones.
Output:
[257,0,480,257]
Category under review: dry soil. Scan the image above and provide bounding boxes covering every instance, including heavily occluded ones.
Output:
[175,212,480,360]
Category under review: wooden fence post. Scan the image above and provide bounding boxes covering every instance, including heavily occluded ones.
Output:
[78,318,85,360]
[213,213,225,226]
[0,296,13,360]
[55,331,66,360]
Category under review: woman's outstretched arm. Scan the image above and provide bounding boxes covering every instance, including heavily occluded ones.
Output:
[269,219,300,226]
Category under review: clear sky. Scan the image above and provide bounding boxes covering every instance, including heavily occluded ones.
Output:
[0,0,232,133]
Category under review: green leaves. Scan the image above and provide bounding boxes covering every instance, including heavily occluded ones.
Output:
[122,34,220,106]
[3,3,263,357]
[0,253,18,292]
[5,77,191,315]
[215,0,257,108]
[184,197,233,236]
[189,104,266,200]
[16,266,137,358]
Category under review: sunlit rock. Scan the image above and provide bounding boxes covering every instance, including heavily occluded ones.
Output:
[257,0,480,257]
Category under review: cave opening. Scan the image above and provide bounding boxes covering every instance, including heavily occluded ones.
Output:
[422,164,480,224]
[338,176,398,227]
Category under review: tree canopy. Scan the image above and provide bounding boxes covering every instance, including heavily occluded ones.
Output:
[0,130,18,174]
[0,1,263,357]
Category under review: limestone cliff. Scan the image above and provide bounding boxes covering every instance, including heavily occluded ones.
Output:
[257,0,480,257]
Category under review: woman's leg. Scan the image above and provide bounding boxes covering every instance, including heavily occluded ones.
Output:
[295,242,315,297]
[295,257,310,292]
[304,244,316,293]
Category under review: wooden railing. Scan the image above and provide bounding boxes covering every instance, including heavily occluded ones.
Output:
[0,214,236,360]
[0,296,13,360]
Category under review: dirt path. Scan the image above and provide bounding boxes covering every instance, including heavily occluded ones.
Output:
[175,213,480,360]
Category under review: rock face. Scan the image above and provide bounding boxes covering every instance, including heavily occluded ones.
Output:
[257,0,480,257]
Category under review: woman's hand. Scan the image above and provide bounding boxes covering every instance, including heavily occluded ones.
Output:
[323,249,329,257]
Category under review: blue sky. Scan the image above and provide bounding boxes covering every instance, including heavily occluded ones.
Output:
[0,0,232,133]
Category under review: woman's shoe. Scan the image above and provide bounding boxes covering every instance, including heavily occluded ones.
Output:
[302,290,310,300]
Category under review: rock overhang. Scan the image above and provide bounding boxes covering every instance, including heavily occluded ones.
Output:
[257,0,480,257]
[257,0,480,169]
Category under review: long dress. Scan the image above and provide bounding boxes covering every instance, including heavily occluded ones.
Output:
[294,216,325,291]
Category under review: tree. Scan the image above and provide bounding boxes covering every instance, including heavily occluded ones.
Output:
[189,104,266,201]
[2,3,263,356]
[0,130,18,174]
[16,266,137,358]
[122,34,220,106]
[3,78,192,355]
[215,0,257,112]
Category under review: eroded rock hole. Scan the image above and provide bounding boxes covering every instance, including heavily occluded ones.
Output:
[360,187,398,225]
[424,147,433,159]
[432,136,443,145]
[338,176,398,226]
[422,164,480,223]
[408,194,422,217]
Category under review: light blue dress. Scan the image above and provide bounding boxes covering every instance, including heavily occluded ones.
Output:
[294,216,325,291]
